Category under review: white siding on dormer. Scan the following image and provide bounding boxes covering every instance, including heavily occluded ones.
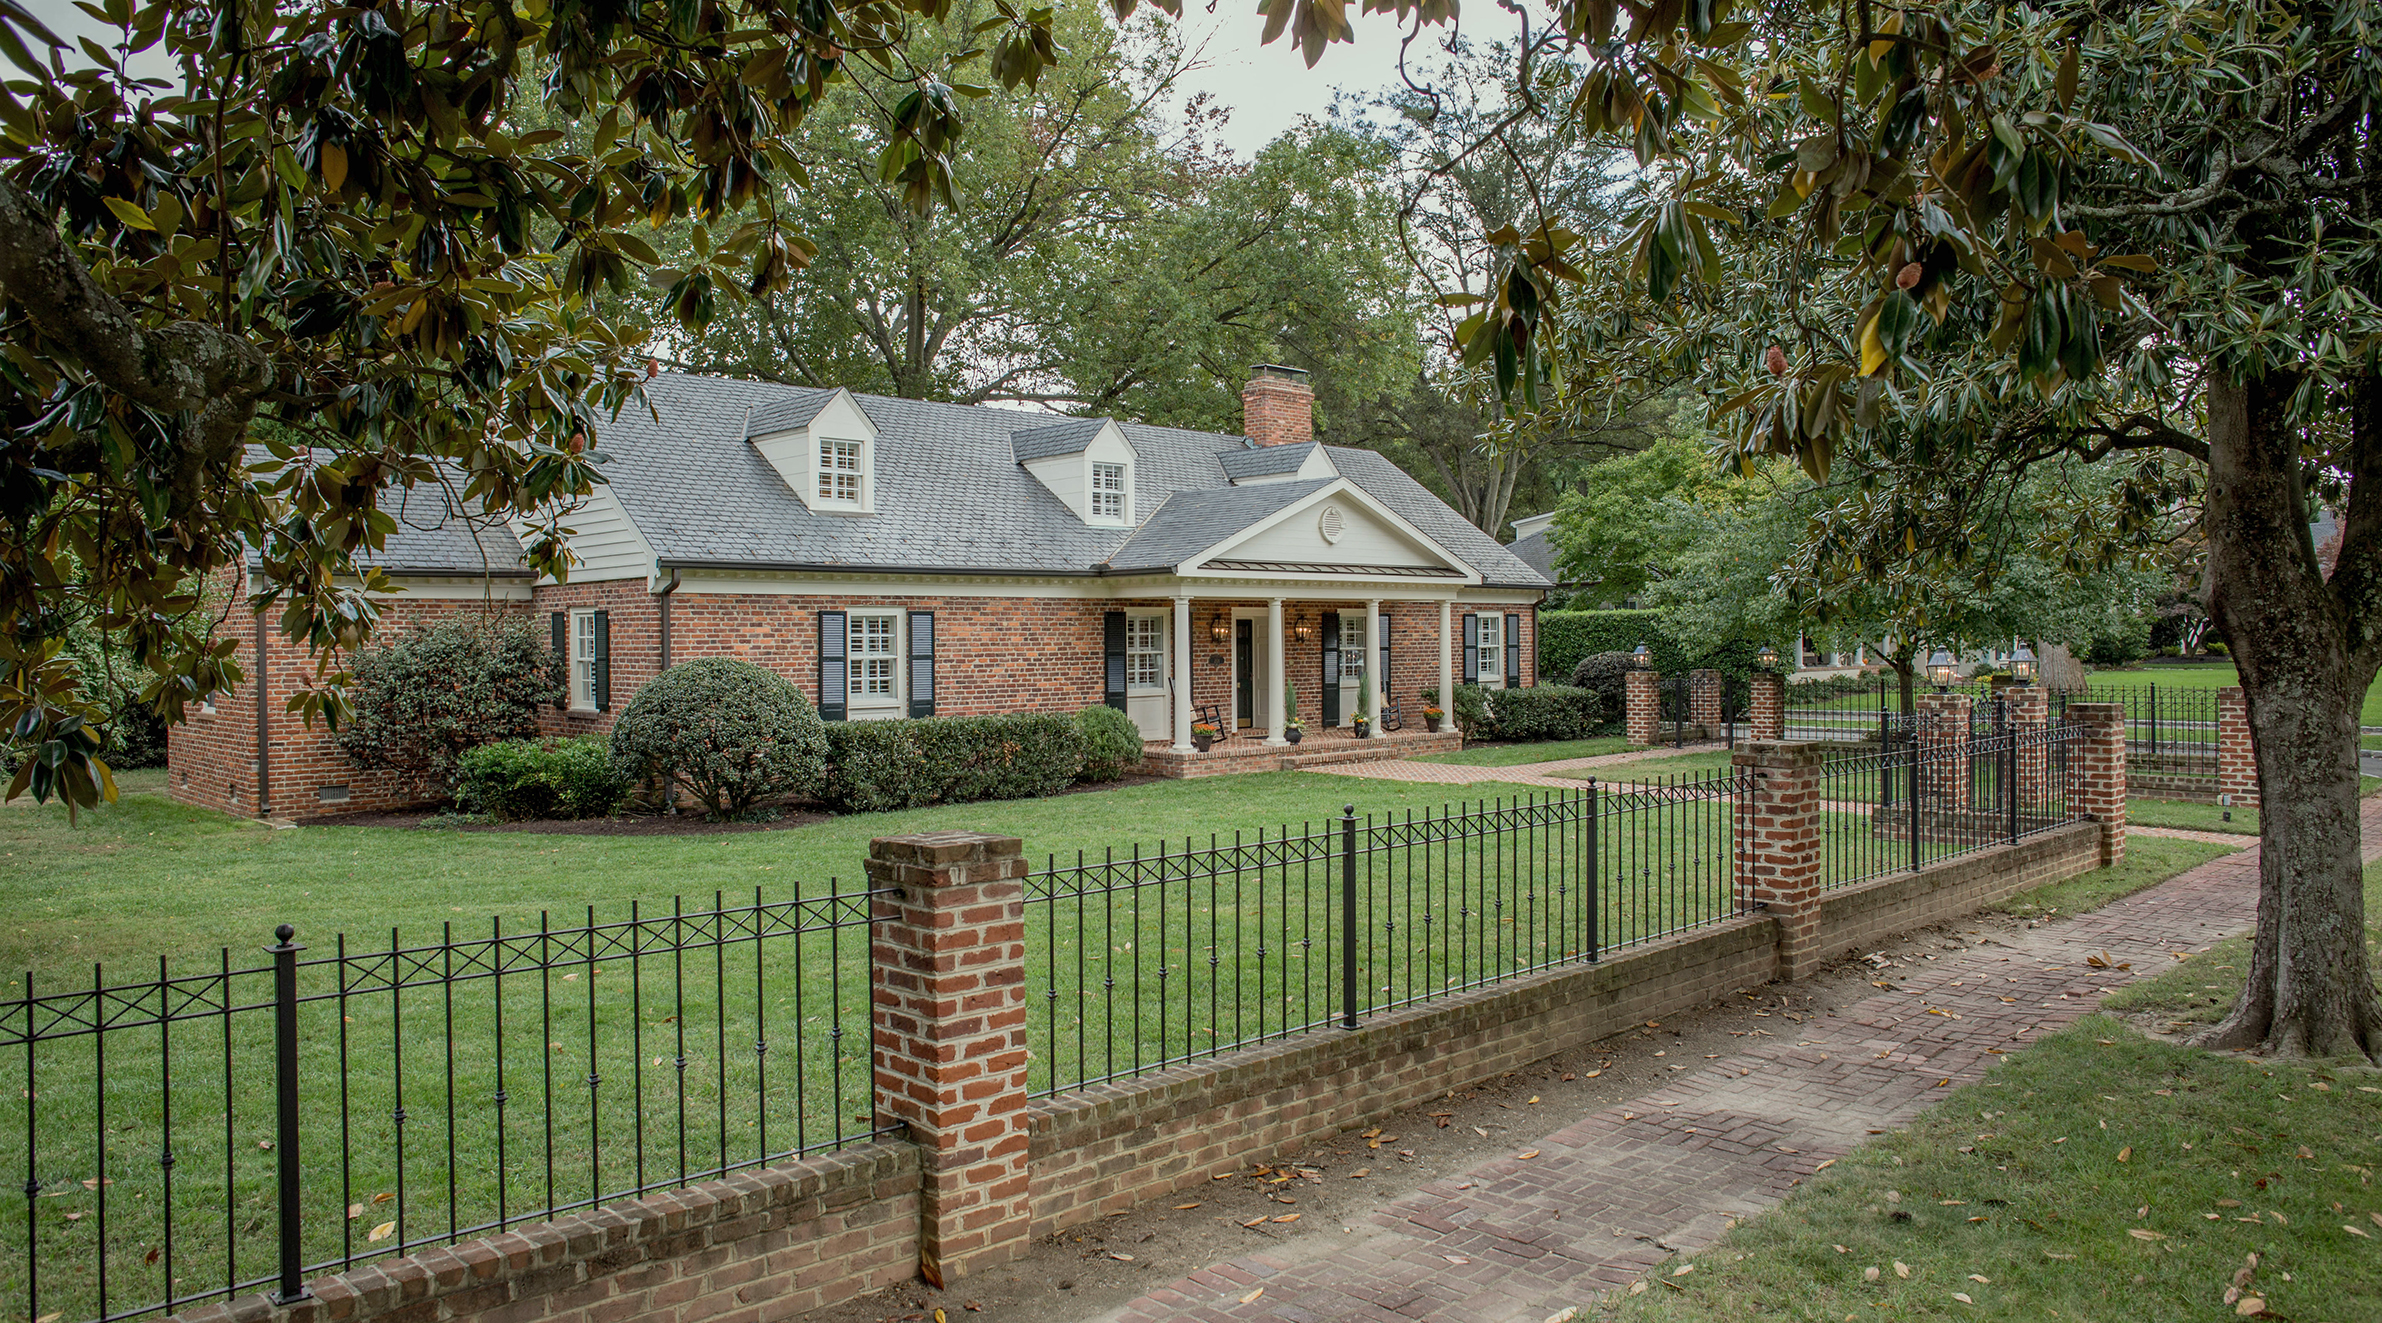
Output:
[1020,421,1137,525]
[1224,495,1448,568]
[753,388,879,513]
[539,484,655,584]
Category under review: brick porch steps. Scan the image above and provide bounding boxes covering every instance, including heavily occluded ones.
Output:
[1142,728,1462,778]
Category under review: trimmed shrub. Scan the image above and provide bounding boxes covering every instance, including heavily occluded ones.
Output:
[337,618,558,792]
[824,713,1086,813]
[609,658,828,818]
[455,736,631,821]
[1077,705,1145,782]
[1538,610,1766,687]
[1486,685,1605,742]
[1567,650,1640,717]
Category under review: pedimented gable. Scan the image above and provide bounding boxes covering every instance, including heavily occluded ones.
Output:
[1192,483,1472,580]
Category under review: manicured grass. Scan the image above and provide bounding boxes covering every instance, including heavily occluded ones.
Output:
[2129,797,2259,835]
[2106,860,2382,1031]
[1993,833,2238,919]
[2087,661,2382,728]
[1601,1014,2382,1323]
[1413,736,1633,767]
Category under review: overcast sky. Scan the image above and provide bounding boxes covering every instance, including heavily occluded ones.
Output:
[18,0,1444,159]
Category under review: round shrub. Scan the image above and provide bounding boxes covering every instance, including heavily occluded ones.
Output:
[609,659,827,818]
[455,736,631,821]
[1567,650,1640,717]
[337,618,558,793]
[1076,705,1145,782]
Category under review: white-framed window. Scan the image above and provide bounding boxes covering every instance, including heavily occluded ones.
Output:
[570,608,599,710]
[1339,614,1365,676]
[847,611,900,710]
[1125,614,1164,690]
[1090,461,1128,521]
[1475,614,1504,689]
[819,437,863,504]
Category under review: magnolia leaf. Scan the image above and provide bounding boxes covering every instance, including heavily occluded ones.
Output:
[102,196,155,231]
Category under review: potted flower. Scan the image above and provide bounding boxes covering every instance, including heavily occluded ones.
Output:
[1424,705,1445,734]
[1191,721,1219,752]
[1351,712,1371,739]
[1283,681,1303,743]
[1284,717,1304,745]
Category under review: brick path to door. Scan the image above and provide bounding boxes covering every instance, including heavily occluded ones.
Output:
[1083,811,2358,1323]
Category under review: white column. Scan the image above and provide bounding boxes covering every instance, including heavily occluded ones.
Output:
[1439,600,1454,715]
[1365,598,1384,728]
[1264,597,1288,745]
[1171,595,1194,752]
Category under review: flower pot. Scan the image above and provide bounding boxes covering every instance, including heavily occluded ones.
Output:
[1353,722,1371,740]
[1425,716,1443,733]
[1286,728,1303,745]
[1192,734,1213,752]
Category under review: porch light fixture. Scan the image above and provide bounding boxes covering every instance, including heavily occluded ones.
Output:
[1294,618,1313,641]
[1631,643,1652,669]
[2011,643,2038,685]
[1926,648,1956,690]
[1210,612,1230,643]
[1757,643,1780,670]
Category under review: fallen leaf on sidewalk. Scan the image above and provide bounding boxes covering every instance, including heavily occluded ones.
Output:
[1240,1216,1267,1228]
[1272,1213,1299,1223]
[1239,1287,1265,1305]
[1517,1150,1541,1160]
[1173,1202,1200,1210]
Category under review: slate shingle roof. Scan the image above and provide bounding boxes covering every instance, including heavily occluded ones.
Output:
[494,374,1548,588]
[239,449,531,576]
[1009,418,1112,462]
[1509,530,1559,582]
[1102,480,1336,573]
[1217,441,1322,481]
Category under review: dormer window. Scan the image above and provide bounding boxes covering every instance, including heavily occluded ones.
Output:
[1091,462,1127,520]
[819,438,862,504]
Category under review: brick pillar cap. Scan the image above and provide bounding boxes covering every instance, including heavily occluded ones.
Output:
[2063,701,2126,721]
[869,831,1026,865]
[1732,740,1830,768]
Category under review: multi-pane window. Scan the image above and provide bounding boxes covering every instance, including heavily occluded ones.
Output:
[1090,462,1127,520]
[1476,614,1504,688]
[1339,615,1365,676]
[571,609,599,709]
[819,438,862,502]
[848,613,898,704]
[1125,615,1163,689]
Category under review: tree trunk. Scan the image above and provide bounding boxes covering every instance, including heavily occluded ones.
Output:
[2196,370,2382,1062]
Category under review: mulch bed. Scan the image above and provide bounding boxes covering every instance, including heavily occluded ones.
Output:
[308,770,1171,836]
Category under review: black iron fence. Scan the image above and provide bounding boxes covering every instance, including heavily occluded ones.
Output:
[1023,774,1754,1097]
[1817,723,2084,890]
[2051,685,2218,783]
[2,889,890,1323]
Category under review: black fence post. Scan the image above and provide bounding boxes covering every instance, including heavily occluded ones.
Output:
[1908,741,1922,873]
[2007,732,2020,844]
[268,923,310,1306]
[1584,781,1600,963]
[1339,806,1359,1030]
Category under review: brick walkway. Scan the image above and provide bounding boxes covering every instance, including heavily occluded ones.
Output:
[1305,743,1729,789]
[1085,812,2340,1323]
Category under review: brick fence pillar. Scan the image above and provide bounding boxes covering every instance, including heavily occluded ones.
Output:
[2006,684,2049,813]
[868,832,1033,1286]
[1733,741,1828,979]
[2065,702,2129,866]
[1916,692,1974,813]
[1750,671,1785,742]
[1689,668,1725,734]
[1625,669,1661,746]
[2217,686,2260,808]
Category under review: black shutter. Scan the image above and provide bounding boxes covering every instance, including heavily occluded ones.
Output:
[593,609,611,712]
[908,611,936,718]
[1378,611,1392,707]
[1462,613,1479,684]
[1320,611,1341,727]
[1103,611,1128,712]
[817,610,847,722]
[551,611,568,710]
[1505,612,1523,689]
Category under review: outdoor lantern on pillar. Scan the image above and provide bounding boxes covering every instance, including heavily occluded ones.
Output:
[1927,648,1956,690]
[1632,642,1652,668]
[1758,643,1780,670]
[2011,643,2038,685]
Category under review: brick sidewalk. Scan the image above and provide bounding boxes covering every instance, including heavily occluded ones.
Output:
[1083,810,2335,1323]
[1304,743,1729,789]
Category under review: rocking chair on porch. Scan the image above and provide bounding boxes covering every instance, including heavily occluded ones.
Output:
[1192,702,1239,741]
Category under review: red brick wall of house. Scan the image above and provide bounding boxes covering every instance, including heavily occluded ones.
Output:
[530,578,667,740]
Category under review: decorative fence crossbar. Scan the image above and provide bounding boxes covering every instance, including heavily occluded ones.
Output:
[2051,684,2218,781]
[1817,723,2084,890]
[2,888,890,1323]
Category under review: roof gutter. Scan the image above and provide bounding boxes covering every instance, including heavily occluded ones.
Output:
[654,558,1103,578]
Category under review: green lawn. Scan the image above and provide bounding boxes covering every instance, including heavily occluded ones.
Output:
[2106,859,2382,1031]
[2129,796,2259,835]
[1413,736,1634,767]
[1993,834,2237,918]
[2086,661,2382,728]
[1600,1014,2382,1323]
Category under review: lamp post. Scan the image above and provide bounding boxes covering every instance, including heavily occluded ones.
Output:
[1758,643,1780,671]
[2010,643,2038,685]
[1632,642,1652,669]
[1926,648,1956,692]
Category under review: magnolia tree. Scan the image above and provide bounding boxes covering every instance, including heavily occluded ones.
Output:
[1258,0,2380,1059]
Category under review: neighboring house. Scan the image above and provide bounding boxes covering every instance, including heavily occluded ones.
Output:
[1506,511,1580,603]
[168,366,1551,818]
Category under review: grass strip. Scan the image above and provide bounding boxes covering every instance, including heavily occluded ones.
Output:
[1993,835,2239,920]
[1412,736,1634,767]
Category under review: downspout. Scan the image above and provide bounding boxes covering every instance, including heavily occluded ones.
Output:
[656,567,682,671]
[253,606,271,818]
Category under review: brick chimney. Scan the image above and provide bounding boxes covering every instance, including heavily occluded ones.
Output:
[1242,364,1314,447]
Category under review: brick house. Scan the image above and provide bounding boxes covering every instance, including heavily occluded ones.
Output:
[168,366,1550,818]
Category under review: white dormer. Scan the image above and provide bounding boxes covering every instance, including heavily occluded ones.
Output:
[1013,419,1137,527]
[752,388,879,514]
[1510,510,1558,541]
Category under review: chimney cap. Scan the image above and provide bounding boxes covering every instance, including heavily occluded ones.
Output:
[1249,363,1311,383]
